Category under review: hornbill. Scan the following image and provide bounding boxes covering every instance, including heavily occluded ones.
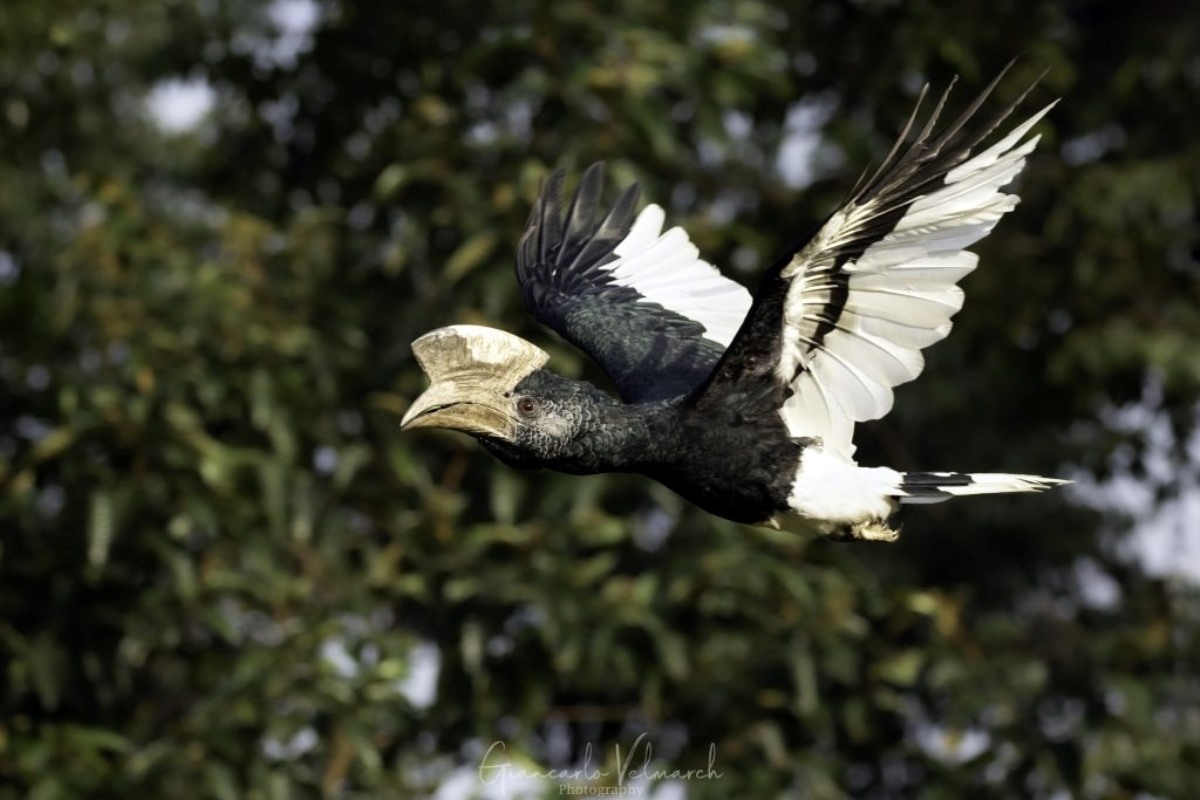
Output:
[401,66,1068,541]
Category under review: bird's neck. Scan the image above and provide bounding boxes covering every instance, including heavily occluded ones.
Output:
[572,396,678,473]
[488,373,682,475]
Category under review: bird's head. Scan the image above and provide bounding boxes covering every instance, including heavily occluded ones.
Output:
[402,325,605,462]
[401,325,549,443]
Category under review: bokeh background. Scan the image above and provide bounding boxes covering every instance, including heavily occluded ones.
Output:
[2,1,1198,797]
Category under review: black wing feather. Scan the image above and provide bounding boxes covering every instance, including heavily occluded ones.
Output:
[692,66,1052,455]
[517,163,746,404]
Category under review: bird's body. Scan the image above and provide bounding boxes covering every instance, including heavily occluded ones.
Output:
[480,380,797,524]
[402,65,1069,540]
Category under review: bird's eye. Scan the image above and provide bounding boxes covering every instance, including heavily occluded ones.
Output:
[516,396,538,416]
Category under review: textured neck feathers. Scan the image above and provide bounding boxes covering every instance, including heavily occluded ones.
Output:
[570,395,675,472]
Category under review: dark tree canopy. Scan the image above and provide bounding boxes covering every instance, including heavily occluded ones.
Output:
[1,1,1198,797]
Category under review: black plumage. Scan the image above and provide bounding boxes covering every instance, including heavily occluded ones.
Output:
[517,163,729,403]
[695,65,1043,422]
[402,69,1068,540]
[478,370,797,523]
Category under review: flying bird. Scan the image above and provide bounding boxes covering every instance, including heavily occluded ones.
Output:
[401,67,1068,541]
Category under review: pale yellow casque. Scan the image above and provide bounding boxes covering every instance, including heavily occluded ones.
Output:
[401,325,549,441]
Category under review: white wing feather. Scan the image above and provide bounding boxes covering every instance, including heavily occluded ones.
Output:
[607,205,753,347]
[780,101,1056,458]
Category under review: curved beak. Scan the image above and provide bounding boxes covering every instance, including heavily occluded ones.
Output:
[401,325,549,442]
[400,380,518,440]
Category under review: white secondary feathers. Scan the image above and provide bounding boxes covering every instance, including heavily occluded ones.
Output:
[779,101,1057,459]
[607,204,753,347]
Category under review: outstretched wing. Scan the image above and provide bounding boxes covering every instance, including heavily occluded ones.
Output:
[694,66,1055,458]
[516,163,753,403]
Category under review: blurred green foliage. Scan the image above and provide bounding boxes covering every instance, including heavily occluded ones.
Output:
[1,1,1198,797]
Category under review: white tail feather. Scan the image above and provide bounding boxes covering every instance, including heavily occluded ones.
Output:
[895,472,1070,505]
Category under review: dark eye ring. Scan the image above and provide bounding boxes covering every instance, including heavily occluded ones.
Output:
[516,396,538,416]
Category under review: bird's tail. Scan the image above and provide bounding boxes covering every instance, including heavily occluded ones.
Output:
[894,471,1070,505]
